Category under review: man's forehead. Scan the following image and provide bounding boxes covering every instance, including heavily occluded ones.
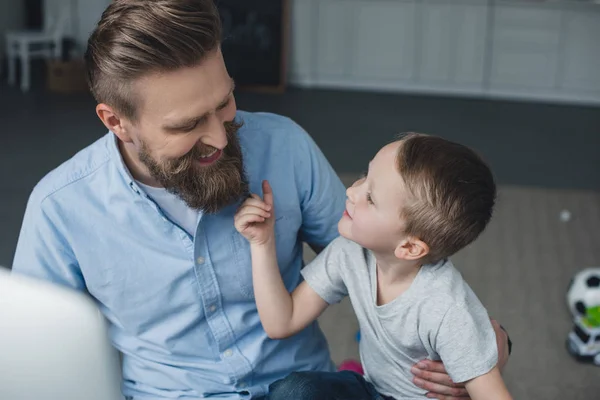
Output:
[161,78,235,124]
[133,55,232,121]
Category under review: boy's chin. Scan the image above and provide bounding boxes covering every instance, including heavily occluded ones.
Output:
[337,219,353,241]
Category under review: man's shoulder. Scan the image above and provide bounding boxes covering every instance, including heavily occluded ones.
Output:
[237,110,312,146]
[29,134,113,207]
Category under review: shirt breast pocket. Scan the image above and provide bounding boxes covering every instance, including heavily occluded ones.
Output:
[231,211,300,300]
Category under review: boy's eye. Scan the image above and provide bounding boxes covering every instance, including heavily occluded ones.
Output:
[361,170,368,179]
[366,193,374,204]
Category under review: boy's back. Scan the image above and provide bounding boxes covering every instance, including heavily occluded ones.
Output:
[302,236,497,399]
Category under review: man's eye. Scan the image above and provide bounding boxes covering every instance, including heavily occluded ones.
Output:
[217,99,230,111]
[367,193,374,204]
[181,123,198,132]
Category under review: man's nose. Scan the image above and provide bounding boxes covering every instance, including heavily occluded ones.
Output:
[202,116,229,150]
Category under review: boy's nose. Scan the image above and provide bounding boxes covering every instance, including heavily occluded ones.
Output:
[346,185,356,202]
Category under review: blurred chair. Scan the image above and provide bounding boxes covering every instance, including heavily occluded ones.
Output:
[5,4,69,91]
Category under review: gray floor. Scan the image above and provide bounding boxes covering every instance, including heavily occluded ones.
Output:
[1,81,600,399]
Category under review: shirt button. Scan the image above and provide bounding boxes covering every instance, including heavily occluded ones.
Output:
[196,257,205,265]
[209,305,217,313]
[223,349,233,357]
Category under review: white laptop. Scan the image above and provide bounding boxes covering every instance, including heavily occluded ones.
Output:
[0,267,123,400]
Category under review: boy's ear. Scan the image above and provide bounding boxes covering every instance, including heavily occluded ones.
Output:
[394,237,429,261]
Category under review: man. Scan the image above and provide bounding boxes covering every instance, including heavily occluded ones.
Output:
[12,1,510,399]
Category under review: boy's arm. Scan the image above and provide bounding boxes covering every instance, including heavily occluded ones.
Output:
[431,301,509,398]
[465,367,512,400]
[251,241,328,339]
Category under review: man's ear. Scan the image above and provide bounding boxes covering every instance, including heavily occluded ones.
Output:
[96,103,133,144]
[394,237,429,261]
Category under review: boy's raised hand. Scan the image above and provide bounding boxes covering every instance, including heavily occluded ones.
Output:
[234,180,275,246]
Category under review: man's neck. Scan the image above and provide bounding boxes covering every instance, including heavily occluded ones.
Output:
[118,140,162,188]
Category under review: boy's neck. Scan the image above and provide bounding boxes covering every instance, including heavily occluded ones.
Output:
[374,251,421,283]
[373,250,422,306]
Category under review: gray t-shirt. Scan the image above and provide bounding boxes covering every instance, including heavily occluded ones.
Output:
[302,237,498,399]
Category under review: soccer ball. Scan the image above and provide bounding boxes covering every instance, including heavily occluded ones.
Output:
[567,268,600,318]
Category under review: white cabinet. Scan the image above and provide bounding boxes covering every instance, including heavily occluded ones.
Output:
[314,0,354,79]
[560,10,600,95]
[287,0,600,105]
[289,0,315,83]
[418,0,487,89]
[351,1,417,81]
[489,4,562,92]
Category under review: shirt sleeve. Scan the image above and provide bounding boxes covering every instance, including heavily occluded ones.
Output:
[11,192,85,291]
[288,120,346,248]
[433,302,498,383]
[300,238,348,305]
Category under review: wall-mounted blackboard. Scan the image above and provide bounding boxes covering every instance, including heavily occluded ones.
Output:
[217,0,289,93]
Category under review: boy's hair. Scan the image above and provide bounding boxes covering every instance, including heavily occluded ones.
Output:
[396,133,496,264]
[84,0,222,121]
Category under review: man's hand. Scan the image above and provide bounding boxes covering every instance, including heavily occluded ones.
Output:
[234,180,275,246]
[411,319,510,399]
[491,319,510,373]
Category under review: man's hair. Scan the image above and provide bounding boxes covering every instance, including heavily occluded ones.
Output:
[396,133,496,264]
[84,0,222,120]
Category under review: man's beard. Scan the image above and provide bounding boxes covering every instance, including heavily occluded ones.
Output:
[139,120,248,213]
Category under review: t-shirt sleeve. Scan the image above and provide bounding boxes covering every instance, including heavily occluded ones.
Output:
[433,302,498,383]
[300,238,348,305]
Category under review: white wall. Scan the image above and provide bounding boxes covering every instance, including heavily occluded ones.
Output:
[0,0,25,55]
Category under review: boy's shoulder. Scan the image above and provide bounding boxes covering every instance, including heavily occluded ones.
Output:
[313,236,369,274]
[325,236,368,264]
[417,259,484,312]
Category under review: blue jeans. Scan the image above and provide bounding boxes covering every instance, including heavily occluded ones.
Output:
[265,371,394,400]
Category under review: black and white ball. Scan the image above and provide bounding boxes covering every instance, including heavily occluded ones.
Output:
[567,267,600,318]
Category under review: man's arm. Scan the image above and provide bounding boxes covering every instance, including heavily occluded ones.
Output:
[12,194,84,291]
[287,120,346,249]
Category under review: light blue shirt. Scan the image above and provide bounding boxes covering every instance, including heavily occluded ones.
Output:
[12,111,347,399]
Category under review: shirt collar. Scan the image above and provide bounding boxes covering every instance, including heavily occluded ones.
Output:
[107,131,145,196]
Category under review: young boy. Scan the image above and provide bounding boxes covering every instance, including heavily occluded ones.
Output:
[234,133,512,400]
